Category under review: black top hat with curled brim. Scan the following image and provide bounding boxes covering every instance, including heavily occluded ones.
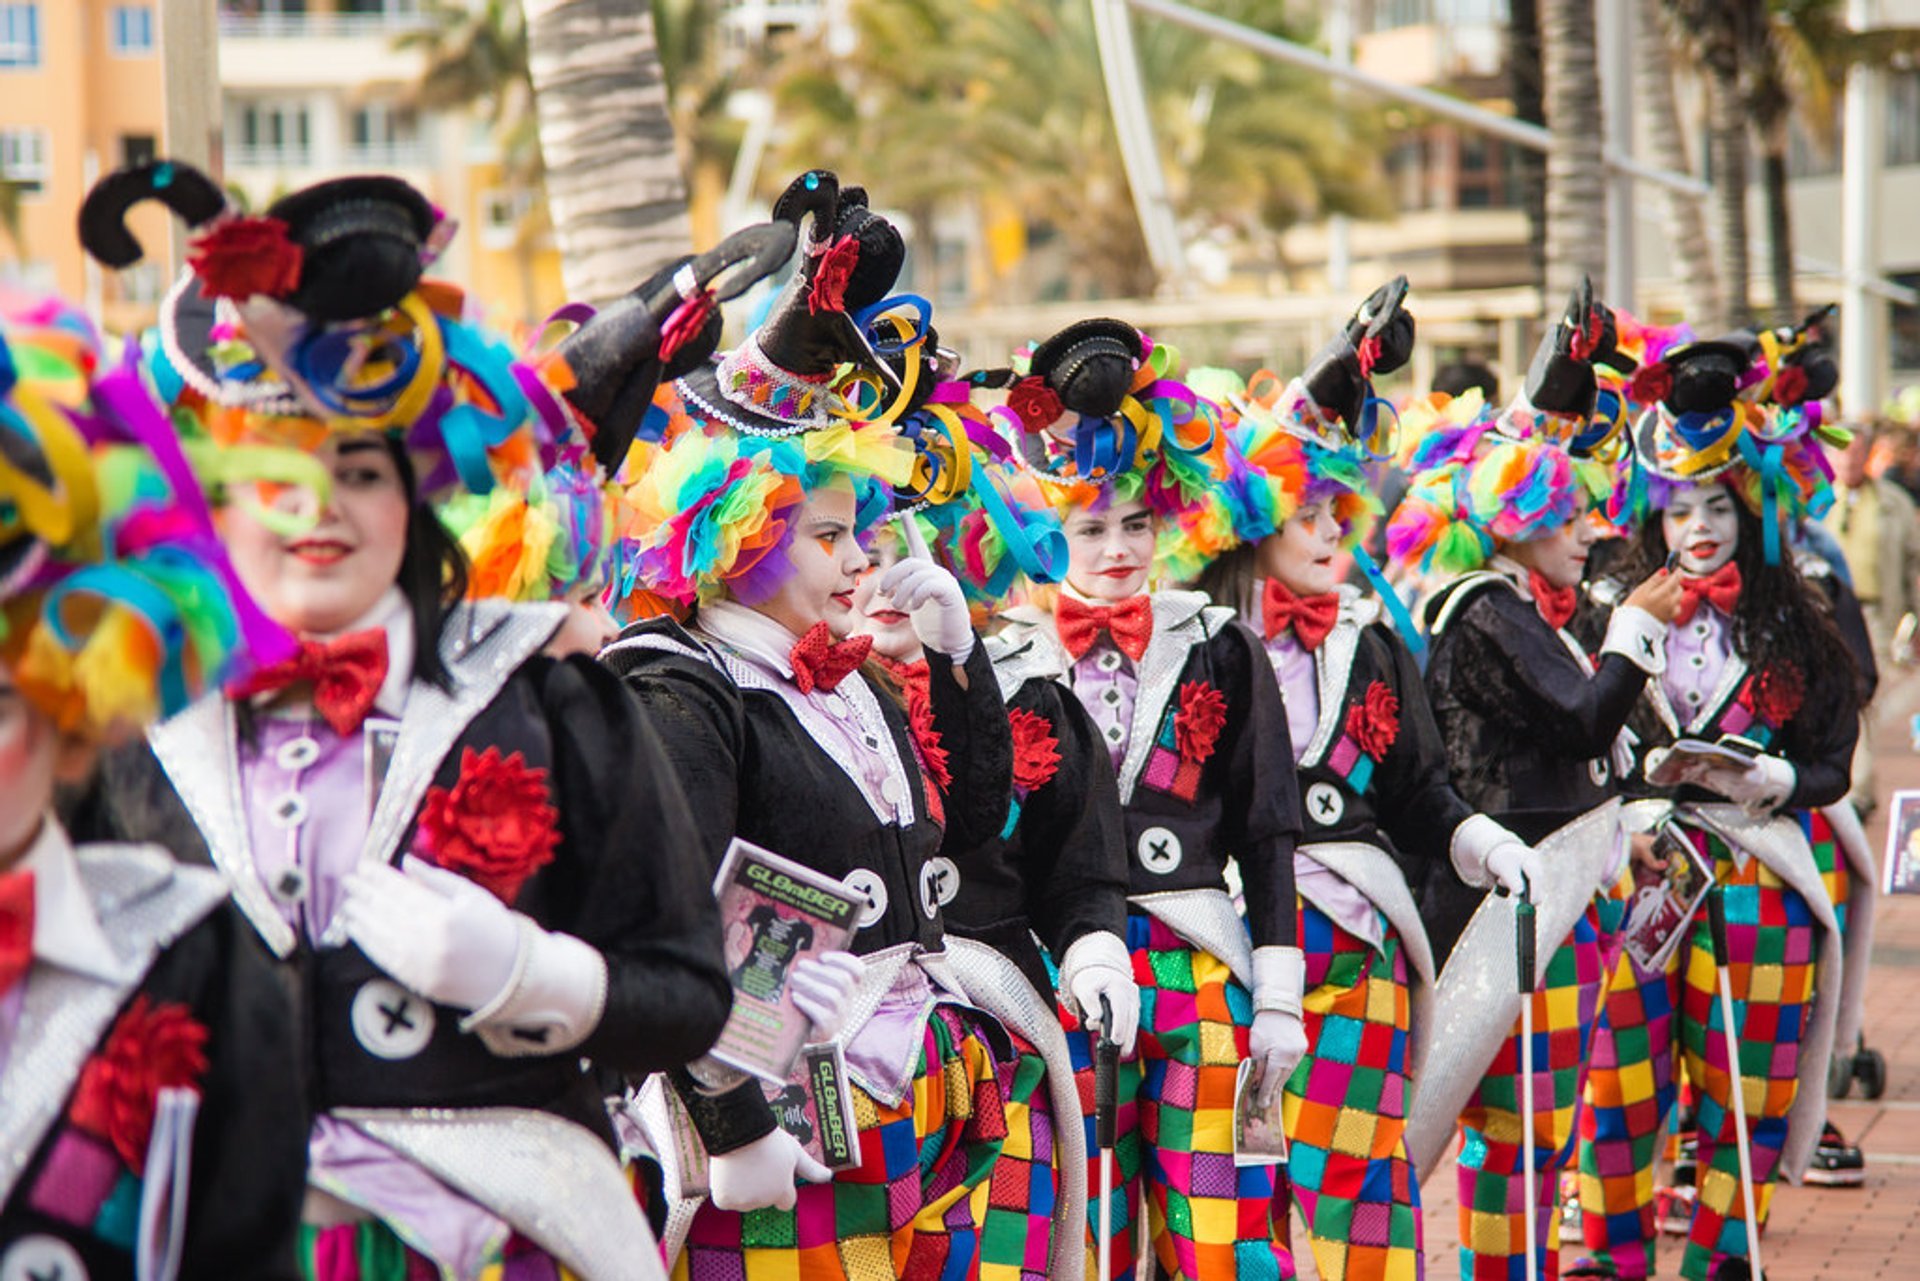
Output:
[1522,277,1638,419]
[264,176,439,323]
[673,170,908,437]
[1029,319,1145,421]
[1293,276,1415,439]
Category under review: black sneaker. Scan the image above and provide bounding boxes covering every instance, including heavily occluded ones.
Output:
[1804,1120,1866,1187]
[1713,1257,1756,1281]
[1564,1258,1619,1278]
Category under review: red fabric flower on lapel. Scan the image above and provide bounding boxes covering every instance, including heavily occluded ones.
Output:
[1754,663,1805,727]
[1173,680,1228,766]
[416,747,562,902]
[187,215,304,301]
[70,997,209,1173]
[904,684,951,794]
[1007,376,1065,433]
[1345,679,1401,761]
[1008,707,1062,793]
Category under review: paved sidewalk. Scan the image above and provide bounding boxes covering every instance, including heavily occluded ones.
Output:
[1300,682,1920,1279]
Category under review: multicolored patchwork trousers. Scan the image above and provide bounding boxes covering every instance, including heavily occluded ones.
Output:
[1283,902,1421,1281]
[298,1220,582,1280]
[1065,912,1295,1281]
[972,1028,1056,1281]
[675,1004,1008,1281]
[1577,814,1832,1280]
[1456,903,1607,1281]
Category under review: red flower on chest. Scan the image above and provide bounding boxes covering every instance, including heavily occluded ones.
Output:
[69,997,210,1173]
[905,684,952,794]
[1173,680,1228,766]
[1009,707,1062,793]
[416,746,562,903]
[1752,663,1805,728]
[1345,680,1401,761]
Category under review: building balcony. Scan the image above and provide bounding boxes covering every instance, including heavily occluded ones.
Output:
[217,14,428,88]
[218,10,431,39]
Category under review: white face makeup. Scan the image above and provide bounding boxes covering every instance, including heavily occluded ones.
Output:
[221,435,411,636]
[1507,508,1600,590]
[1063,496,1155,602]
[1662,483,1740,575]
[755,482,869,637]
[1258,499,1344,597]
[545,578,621,659]
[849,533,922,662]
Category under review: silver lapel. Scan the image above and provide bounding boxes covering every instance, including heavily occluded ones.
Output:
[1114,592,1214,804]
[318,601,564,946]
[986,623,1070,702]
[150,694,295,957]
[0,850,226,1205]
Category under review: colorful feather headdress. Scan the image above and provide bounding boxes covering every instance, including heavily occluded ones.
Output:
[0,291,289,737]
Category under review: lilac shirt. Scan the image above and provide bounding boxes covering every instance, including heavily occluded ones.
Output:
[1264,631,1319,765]
[1070,640,1139,771]
[1663,604,1736,727]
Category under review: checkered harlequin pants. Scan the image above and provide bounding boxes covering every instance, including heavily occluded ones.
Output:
[971,1029,1056,1281]
[1283,902,1422,1281]
[1064,912,1296,1281]
[674,1004,1008,1281]
[1455,903,1607,1281]
[1577,814,1834,1281]
[299,1221,584,1280]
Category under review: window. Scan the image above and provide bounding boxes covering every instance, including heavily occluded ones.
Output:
[0,127,47,195]
[232,100,311,164]
[480,186,533,249]
[120,133,157,168]
[110,5,154,54]
[1889,72,1920,169]
[0,4,38,68]
[348,102,423,163]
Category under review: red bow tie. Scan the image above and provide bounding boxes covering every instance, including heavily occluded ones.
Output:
[1529,572,1577,630]
[0,868,33,1002]
[1674,563,1743,626]
[790,623,872,694]
[231,628,391,736]
[1057,595,1153,663]
[1262,579,1339,651]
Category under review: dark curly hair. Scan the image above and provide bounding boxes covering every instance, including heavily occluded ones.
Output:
[1606,481,1863,717]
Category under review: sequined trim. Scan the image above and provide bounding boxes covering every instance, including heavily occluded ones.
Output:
[1296,842,1434,988]
[337,1107,666,1281]
[1299,604,1364,768]
[1404,799,1622,1177]
[1114,593,1230,806]
[0,850,226,1206]
[1126,888,1253,989]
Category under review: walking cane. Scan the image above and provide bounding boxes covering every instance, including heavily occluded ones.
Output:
[1095,994,1120,1281]
[1708,885,1766,1279]
[1516,879,1540,1281]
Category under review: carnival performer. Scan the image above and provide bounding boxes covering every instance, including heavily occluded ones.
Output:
[76,161,746,1281]
[0,293,308,1278]
[852,501,1136,1280]
[1176,280,1542,1280]
[602,170,1016,1281]
[1571,331,1869,1281]
[979,318,1304,1280]
[1388,281,1683,1281]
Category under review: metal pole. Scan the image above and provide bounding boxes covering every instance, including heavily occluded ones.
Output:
[1841,0,1886,417]
[1599,0,1636,310]
[1089,0,1189,293]
[157,0,222,272]
[1326,0,1353,294]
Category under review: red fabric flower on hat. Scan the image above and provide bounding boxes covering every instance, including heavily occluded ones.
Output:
[1753,663,1805,727]
[1772,365,1810,407]
[187,215,305,302]
[1356,335,1381,378]
[1006,376,1064,433]
[70,997,209,1173]
[1174,680,1228,767]
[1628,362,1673,406]
[1345,679,1401,761]
[1009,707,1062,793]
[416,747,562,903]
[807,235,861,315]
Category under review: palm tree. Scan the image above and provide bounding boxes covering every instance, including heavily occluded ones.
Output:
[1637,0,1720,322]
[522,0,693,305]
[1666,0,1757,331]
[1541,0,1607,300]
[1509,0,1548,293]
[763,0,1391,301]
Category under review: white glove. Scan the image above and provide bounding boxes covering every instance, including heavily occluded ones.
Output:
[790,952,865,1043]
[1451,814,1535,895]
[1485,840,1536,899]
[1701,753,1797,812]
[1058,931,1140,1057]
[707,1127,833,1212]
[340,858,520,1012]
[1248,1009,1309,1109]
[878,558,973,661]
